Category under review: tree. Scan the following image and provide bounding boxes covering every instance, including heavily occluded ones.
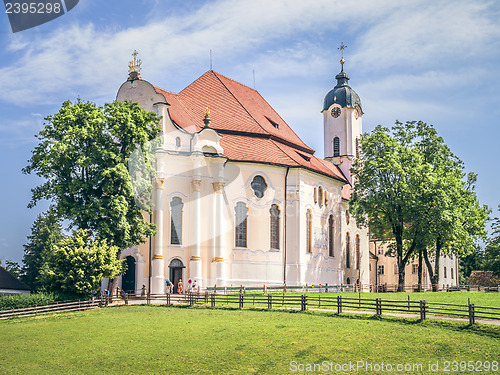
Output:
[23,99,161,250]
[39,229,123,296]
[0,259,23,279]
[459,244,484,284]
[350,122,420,291]
[483,206,500,277]
[22,209,63,290]
[350,121,487,291]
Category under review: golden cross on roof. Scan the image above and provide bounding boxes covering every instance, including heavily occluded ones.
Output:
[338,42,347,71]
[128,50,142,80]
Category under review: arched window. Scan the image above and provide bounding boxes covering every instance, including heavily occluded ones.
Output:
[251,175,267,198]
[306,209,312,253]
[324,190,328,206]
[270,204,280,250]
[175,137,181,147]
[333,137,340,157]
[235,202,248,247]
[346,232,351,268]
[444,266,447,279]
[318,186,323,207]
[314,187,317,203]
[356,234,360,269]
[328,215,334,257]
[170,197,183,245]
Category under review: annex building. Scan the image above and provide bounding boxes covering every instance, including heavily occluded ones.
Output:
[114,52,371,295]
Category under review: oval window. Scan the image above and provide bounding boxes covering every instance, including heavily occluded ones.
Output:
[251,175,267,198]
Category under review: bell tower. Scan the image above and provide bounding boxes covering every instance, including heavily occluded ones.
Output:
[323,43,363,182]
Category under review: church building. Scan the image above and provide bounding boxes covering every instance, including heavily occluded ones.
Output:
[116,51,370,295]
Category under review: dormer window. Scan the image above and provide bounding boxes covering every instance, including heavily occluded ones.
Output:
[266,117,279,129]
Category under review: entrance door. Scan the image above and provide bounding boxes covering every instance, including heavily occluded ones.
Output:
[168,258,184,294]
[122,256,136,293]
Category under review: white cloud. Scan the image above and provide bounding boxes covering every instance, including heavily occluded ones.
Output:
[0,0,498,109]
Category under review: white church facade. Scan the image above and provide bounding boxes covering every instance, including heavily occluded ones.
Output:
[115,54,370,295]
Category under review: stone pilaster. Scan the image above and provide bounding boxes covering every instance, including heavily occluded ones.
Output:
[213,181,226,286]
[152,177,165,294]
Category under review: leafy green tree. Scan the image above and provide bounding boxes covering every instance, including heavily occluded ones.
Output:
[351,121,487,291]
[350,122,420,291]
[39,229,123,296]
[23,99,161,250]
[22,209,63,290]
[0,259,23,279]
[483,206,500,277]
[459,244,484,284]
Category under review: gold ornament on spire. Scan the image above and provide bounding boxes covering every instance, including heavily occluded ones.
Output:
[203,107,211,127]
[128,50,142,80]
[338,42,347,71]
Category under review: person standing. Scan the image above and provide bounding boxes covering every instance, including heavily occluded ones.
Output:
[177,279,183,294]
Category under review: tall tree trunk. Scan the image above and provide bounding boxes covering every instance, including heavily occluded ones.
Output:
[430,237,442,292]
[397,256,405,292]
[423,247,434,290]
[417,246,423,292]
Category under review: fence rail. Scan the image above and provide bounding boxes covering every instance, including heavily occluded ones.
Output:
[146,292,499,324]
[0,298,101,320]
[2,292,499,325]
[205,283,500,294]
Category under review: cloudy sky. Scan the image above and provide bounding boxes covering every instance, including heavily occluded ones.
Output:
[0,0,499,264]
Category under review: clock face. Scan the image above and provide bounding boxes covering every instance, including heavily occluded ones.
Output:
[331,107,341,118]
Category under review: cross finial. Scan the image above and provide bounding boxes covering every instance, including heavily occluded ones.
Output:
[338,42,347,71]
[128,50,142,80]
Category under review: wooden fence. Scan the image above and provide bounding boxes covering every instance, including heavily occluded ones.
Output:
[206,284,499,294]
[2,293,499,325]
[0,298,101,320]
[157,293,500,324]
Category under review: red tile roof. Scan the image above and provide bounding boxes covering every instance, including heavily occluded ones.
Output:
[153,70,347,182]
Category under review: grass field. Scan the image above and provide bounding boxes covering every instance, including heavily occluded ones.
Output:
[1,305,499,374]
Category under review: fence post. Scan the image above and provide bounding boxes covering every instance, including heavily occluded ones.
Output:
[419,300,426,320]
[268,294,273,309]
[239,293,243,309]
[337,295,342,314]
[319,294,321,308]
[468,301,475,325]
[301,295,307,311]
[408,295,410,311]
[376,298,381,316]
[211,294,215,308]
[125,293,129,305]
[325,283,328,293]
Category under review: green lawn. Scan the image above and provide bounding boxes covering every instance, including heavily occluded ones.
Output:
[1,306,499,374]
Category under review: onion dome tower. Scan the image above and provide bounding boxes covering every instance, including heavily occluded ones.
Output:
[323,43,363,182]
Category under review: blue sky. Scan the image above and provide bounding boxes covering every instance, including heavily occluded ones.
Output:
[0,0,499,264]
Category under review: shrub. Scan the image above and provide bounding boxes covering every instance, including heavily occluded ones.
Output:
[0,292,56,311]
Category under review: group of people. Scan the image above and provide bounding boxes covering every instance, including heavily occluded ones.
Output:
[165,278,197,294]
